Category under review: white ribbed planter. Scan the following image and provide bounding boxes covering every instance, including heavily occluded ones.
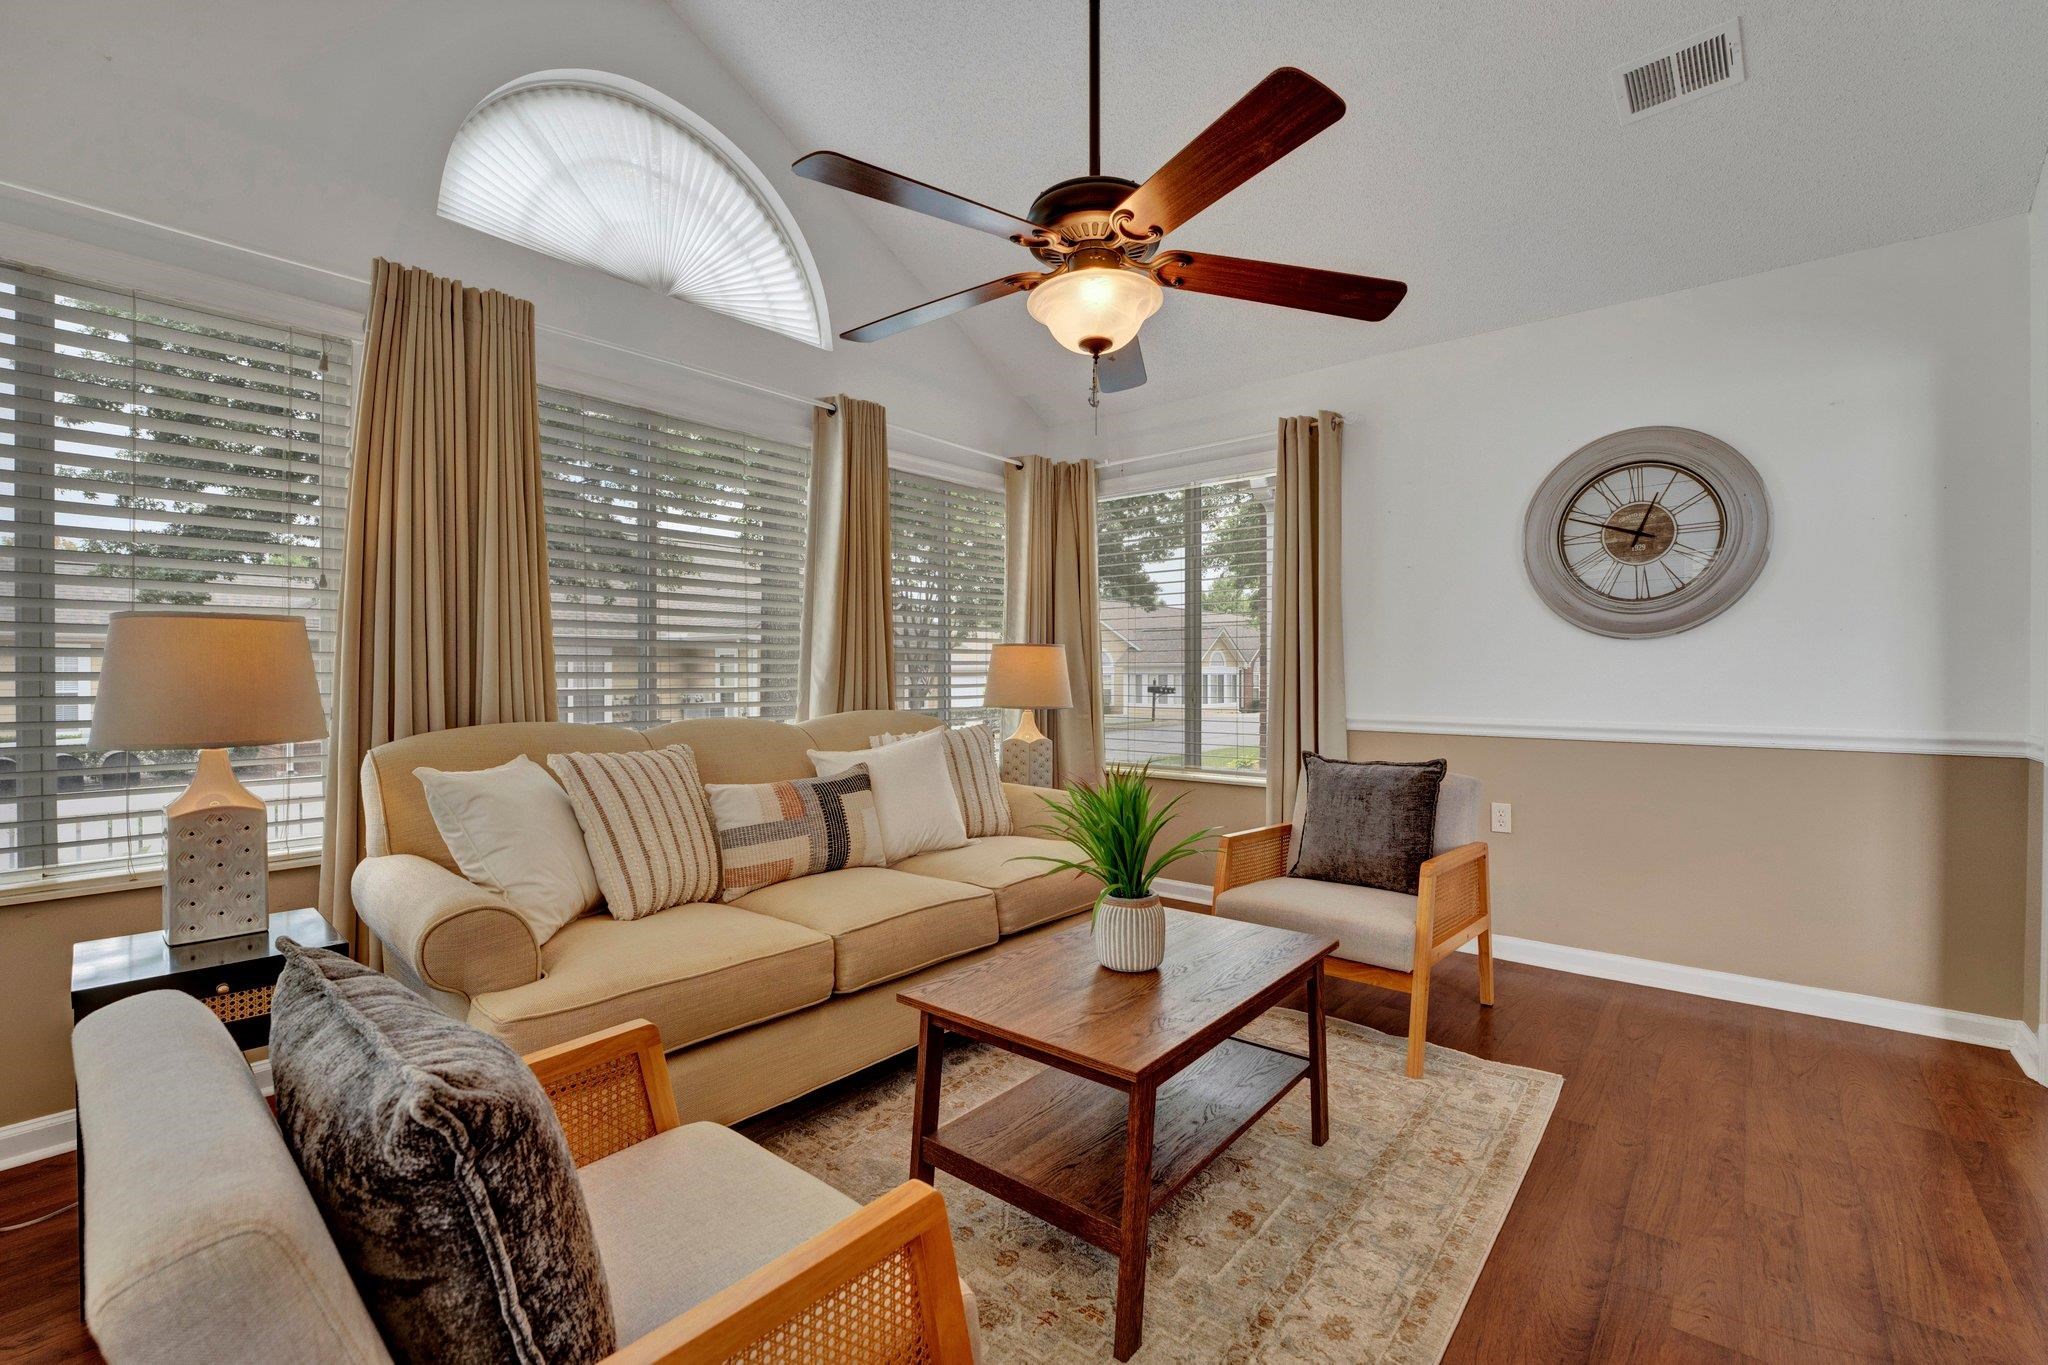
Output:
[1094,893,1167,972]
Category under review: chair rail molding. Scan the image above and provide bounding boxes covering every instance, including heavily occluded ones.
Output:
[1346,714,2042,761]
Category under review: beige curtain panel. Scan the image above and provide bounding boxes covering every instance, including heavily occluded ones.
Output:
[1004,455,1105,785]
[320,259,557,966]
[1267,411,1348,824]
[799,395,896,719]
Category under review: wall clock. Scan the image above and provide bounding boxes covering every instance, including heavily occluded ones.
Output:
[1522,426,1770,639]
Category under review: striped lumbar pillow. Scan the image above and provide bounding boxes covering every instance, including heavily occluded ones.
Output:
[705,768,885,902]
[871,722,1013,839]
[547,745,721,920]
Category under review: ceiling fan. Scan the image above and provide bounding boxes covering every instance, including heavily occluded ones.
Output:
[791,0,1407,404]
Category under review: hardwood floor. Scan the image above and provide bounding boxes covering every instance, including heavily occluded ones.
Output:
[5,955,2046,1362]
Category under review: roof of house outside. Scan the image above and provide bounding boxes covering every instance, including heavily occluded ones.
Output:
[1099,598,1263,670]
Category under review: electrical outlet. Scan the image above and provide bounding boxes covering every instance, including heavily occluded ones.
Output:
[1490,802,1513,834]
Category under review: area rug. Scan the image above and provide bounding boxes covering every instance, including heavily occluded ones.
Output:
[746,1012,1561,1363]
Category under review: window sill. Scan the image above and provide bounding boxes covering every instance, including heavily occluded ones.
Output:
[0,850,321,911]
[1141,769,1268,790]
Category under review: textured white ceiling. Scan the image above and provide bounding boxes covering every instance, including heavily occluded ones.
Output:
[672,0,2048,428]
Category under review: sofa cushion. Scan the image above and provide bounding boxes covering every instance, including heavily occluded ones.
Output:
[468,904,835,1055]
[1213,876,1420,971]
[73,991,393,1365]
[893,836,1098,934]
[735,866,998,992]
[549,746,722,919]
[641,716,819,785]
[270,942,615,1365]
[580,1121,860,1341]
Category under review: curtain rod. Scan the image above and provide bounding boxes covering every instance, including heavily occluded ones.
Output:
[1096,414,1341,473]
[0,176,1028,466]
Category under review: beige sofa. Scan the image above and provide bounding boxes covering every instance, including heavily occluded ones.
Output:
[351,709,1095,1124]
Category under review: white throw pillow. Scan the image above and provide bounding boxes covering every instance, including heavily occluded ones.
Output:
[417,755,601,944]
[808,729,967,863]
[871,722,1013,839]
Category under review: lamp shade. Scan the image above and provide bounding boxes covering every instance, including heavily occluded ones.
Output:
[91,611,328,750]
[984,643,1074,710]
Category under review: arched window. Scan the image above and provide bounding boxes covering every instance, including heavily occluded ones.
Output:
[439,70,830,348]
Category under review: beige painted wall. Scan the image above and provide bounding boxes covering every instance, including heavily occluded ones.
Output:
[1348,733,2026,1018]
[0,865,320,1128]
[1146,775,1267,888]
[1149,735,2029,1020]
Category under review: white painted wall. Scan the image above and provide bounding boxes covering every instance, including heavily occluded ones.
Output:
[0,0,1046,465]
[1060,217,2036,754]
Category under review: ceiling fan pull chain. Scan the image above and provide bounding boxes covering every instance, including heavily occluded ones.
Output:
[1089,353,1102,431]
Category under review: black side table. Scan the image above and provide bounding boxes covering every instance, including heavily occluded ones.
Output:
[70,904,345,1047]
[68,905,346,1311]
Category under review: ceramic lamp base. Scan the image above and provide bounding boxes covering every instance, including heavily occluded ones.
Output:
[162,748,269,945]
[1000,710,1056,787]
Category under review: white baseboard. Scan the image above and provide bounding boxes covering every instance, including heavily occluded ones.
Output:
[1160,877,2036,1076]
[0,1059,271,1173]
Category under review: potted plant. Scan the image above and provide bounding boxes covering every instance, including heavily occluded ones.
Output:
[1019,764,1215,972]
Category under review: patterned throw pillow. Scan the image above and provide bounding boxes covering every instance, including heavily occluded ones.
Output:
[546,745,721,919]
[706,768,885,902]
[871,722,1013,838]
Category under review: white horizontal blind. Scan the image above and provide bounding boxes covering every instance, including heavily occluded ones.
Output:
[0,262,353,889]
[540,387,808,724]
[1098,474,1271,774]
[889,470,1005,726]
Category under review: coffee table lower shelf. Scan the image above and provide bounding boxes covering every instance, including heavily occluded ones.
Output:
[919,1034,1309,1252]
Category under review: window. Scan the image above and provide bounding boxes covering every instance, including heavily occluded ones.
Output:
[540,387,808,724]
[440,72,830,348]
[890,470,1005,725]
[1097,474,1272,774]
[0,263,352,889]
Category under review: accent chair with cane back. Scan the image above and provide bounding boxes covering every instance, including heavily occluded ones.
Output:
[1210,764,1494,1078]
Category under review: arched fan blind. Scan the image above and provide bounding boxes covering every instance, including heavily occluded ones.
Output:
[439,72,829,348]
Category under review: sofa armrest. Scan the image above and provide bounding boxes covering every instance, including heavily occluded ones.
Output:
[526,1019,679,1167]
[1213,823,1293,901]
[351,854,540,1000]
[1001,781,1064,836]
[604,1180,977,1364]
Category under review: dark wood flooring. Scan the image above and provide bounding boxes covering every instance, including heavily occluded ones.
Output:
[5,955,2046,1362]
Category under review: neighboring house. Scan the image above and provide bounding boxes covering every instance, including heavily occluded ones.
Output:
[1098,598,1265,718]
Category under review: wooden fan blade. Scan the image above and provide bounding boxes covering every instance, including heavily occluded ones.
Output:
[1154,251,1406,322]
[1097,338,1147,393]
[793,152,1043,240]
[840,274,1040,342]
[1115,69,1345,240]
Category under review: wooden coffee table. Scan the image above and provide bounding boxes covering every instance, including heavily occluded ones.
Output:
[897,908,1336,1360]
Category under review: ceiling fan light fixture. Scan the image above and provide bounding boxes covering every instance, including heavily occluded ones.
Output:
[1026,260,1162,356]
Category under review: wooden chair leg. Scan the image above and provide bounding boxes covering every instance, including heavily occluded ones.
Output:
[1477,928,1495,1007]
[1405,957,1431,1079]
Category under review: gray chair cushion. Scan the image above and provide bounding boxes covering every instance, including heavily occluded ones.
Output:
[73,991,392,1365]
[1290,756,1447,894]
[271,941,616,1365]
[1287,769,1482,869]
[580,1121,861,1341]
[1213,877,1423,972]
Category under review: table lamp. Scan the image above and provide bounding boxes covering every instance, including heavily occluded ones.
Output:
[984,643,1073,787]
[91,611,328,945]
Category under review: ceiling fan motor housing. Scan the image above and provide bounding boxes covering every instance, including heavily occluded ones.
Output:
[1027,175,1155,262]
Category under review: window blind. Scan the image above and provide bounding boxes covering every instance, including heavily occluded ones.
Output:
[1097,474,1272,774]
[540,387,808,724]
[889,470,1005,726]
[0,262,353,889]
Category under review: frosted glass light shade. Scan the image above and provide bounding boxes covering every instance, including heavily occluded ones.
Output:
[1025,263,1163,355]
[439,71,830,348]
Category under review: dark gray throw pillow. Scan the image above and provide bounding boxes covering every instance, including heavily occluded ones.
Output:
[270,940,616,1365]
[1289,755,1449,894]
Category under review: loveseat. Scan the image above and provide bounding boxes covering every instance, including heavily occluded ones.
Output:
[351,709,1096,1123]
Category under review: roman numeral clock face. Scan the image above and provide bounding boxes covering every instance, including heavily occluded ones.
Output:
[1560,463,1723,602]
[1522,428,1770,639]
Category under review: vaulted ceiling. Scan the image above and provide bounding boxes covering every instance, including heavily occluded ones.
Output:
[673,0,2048,426]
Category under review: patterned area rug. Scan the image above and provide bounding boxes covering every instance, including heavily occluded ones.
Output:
[747,1012,1561,1363]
